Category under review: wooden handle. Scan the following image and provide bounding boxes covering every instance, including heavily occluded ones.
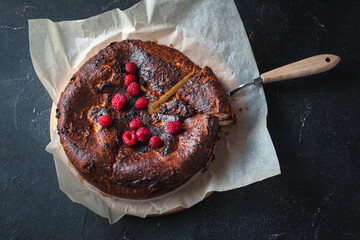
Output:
[261,54,340,83]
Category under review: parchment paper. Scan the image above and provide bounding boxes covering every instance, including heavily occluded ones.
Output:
[29,0,280,223]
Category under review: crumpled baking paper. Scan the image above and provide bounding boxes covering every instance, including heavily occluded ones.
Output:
[29,0,280,223]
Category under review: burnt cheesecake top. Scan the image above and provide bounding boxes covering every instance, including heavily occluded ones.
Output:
[56,39,234,199]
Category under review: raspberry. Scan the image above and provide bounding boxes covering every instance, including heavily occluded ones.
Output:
[166,121,182,134]
[112,93,127,110]
[126,82,140,96]
[130,119,143,131]
[135,97,148,109]
[98,115,113,127]
[135,127,152,142]
[149,136,163,148]
[122,131,137,146]
[125,62,137,74]
[124,74,136,86]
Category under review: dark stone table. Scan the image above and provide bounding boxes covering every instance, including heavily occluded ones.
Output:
[1,0,359,239]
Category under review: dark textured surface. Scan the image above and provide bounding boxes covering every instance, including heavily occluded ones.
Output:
[0,0,359,239]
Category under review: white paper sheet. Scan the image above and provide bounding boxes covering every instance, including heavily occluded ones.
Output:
[29,0,280,224]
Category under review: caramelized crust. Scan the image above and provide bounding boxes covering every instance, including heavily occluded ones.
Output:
[126,40,200,100]
[57,40,231,199]
[158,97,195,117]
[177,66,234,125]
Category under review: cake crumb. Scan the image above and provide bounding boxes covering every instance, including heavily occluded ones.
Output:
[77,174,85,182]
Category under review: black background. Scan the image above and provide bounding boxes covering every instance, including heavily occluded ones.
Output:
[1,0,359,239]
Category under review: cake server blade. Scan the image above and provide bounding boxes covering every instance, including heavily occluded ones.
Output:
[229,54,340,97]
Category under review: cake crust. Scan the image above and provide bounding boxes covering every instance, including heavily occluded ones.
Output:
[57,40,232,199]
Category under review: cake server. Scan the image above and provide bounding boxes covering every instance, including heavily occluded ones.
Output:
[229,54,340,96]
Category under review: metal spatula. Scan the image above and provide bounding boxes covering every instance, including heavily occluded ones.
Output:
[229,54,341,96]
